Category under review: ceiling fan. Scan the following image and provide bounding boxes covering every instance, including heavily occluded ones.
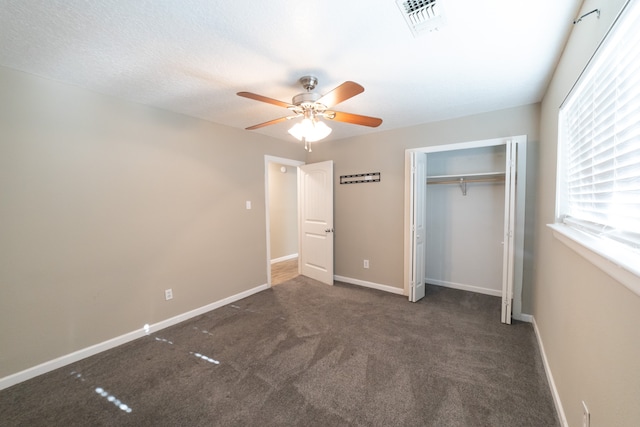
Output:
[237,76,382,150]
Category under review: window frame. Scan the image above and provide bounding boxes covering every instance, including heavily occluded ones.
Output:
[552,0,640,296]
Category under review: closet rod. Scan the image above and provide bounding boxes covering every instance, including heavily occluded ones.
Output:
[427,176,505,196]
[426,177,505,185]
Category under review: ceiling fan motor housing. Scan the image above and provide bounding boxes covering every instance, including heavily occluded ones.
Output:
[292,91,322,107]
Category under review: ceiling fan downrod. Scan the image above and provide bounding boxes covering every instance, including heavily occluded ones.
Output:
[299,75,318,92]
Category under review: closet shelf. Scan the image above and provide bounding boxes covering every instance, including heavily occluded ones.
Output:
[426,172,505,184]
[426,172,505,196]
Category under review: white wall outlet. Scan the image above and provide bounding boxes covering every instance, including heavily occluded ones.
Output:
[582,401,590,427]
[165,289,173,300]
[364,259,369,269]
[245,200,252,210]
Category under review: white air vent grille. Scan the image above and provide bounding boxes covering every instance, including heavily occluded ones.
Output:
[397,0,445,37]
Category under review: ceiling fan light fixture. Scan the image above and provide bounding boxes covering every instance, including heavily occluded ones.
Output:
[308,120,332,142]
[287,121,307,141]
[288,118,332,143]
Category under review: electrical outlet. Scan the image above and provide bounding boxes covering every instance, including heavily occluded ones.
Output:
[364,259,369,269]
[165,289,173,301]
[582,401,590,427]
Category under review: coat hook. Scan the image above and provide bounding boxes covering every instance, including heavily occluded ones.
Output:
[573,9,600,24]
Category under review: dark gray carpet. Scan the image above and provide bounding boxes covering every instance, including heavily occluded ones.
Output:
[0,277,559,426]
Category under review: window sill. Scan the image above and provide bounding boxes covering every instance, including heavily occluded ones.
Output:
[547,223,640,297]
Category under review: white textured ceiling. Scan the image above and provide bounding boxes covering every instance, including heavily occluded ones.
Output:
[0,0,582,142]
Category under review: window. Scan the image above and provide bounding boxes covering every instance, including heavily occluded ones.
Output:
[555,0,640,290]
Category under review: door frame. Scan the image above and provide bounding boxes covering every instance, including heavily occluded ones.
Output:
[404,136,527,321]
[264,155,305,287]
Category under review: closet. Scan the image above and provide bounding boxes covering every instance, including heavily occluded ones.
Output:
[404,136,527,324]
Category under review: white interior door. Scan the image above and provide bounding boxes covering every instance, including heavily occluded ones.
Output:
[298,161,334,285]
[501,141,517,324]
[410,152,426,302]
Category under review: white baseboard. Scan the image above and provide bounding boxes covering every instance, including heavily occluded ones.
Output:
[426,278,502,297]
[270,253,298,264]
[532,316,568,427]
[512,313,533,323]
[334,275,404,295]
[0,283,269,391]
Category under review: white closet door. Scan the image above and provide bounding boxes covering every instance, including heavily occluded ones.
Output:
[410,151,426,302]
[501,141,517,324]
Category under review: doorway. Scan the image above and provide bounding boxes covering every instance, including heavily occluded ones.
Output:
[265,156,304,286]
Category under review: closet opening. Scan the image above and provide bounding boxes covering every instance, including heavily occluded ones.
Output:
[404,136,527,324]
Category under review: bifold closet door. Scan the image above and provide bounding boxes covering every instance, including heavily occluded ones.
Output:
[409,151,426,302]
[501,141,517,324]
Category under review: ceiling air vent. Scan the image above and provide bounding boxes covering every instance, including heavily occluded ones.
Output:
[396,0,445,37]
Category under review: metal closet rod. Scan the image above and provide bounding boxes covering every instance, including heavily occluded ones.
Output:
[426,176,505,185]
[426,175,506,196]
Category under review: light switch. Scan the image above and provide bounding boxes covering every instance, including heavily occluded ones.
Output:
[246,201,251,210]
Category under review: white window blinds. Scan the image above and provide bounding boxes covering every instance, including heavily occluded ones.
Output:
[559,0,640,251]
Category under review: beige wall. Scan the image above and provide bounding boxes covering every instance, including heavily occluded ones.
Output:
[0,66,305,378]
[307,104,539,300]
[533,0,640,425]
[268,162,298,260]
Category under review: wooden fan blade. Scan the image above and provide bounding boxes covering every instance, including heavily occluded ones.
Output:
[237,92,293,109]
[317,81,364,108]
[245,116,291,130]
[327,111,383,127]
